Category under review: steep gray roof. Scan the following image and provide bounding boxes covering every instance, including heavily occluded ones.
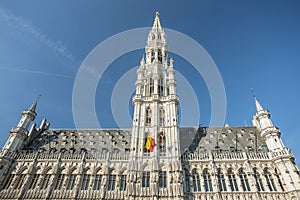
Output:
[179,126,267,154]
[24,126,267,154]
[25,129,131,154]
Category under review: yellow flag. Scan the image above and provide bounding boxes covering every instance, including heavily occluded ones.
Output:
[145,135,151,150]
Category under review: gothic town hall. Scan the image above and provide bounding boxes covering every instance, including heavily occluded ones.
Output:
[0,13,299,200]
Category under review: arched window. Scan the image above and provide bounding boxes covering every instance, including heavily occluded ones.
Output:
[15,174,26,190]
[192,169,201,192]
[81,169,91,190]
[108,172,117,191]
[145,83,150,97]
[202,169,213,192]
[29,174,40,189]
[40,168,52,190]
[3,174,15,189]
[54,168,66,190]
[264,168,277,191]
[145,107,152,126]
[184,170,190,192]
[275,168,285,191]
[217,169,226,192]
[253,168,264,192]
[93,169,103,190]
[158,49,162,63]
[149,78,154,95]
[67,168,77,190]
[142,171,150,188]
[228,169,238,191]
[151,50,155,63]
[14,168,28,190]
[239,169,250,191]
[159,171,167,188]
[120,174,127,191]
[157,33,161,40]
[158,78,164,96]
[159,132,166,155]
[159,107,165,126]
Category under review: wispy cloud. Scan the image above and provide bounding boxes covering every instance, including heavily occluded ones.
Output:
[0,67,97,81]
[0,67,74,79]
[0,7,75,61]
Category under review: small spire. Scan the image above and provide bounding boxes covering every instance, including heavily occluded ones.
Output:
[29,94,41,112]
[251,89,263,112]
[254,97,264,112]
[170,57,174,66]
[152,11,162,30]
[140,55,145,65]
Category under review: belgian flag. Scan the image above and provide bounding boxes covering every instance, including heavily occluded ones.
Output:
[145,135,155,152]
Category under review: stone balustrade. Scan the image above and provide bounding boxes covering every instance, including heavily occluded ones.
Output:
[1,148,294,163]
[182,148,293,162]
[6,151,130,162]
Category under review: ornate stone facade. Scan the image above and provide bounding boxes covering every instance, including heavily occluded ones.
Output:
[0,12,299,200]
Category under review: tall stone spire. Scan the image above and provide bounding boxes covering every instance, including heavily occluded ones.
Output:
[129,12,183,199]
[254,97,263,112]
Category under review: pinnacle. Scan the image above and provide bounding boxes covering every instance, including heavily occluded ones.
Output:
[152,11,162,30]
[254,97,264,112]
[29,94,41,112]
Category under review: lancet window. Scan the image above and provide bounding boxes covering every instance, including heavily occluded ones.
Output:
[217,169,227,192]
[108,174,116,191]
[29,174,40,189]
[159,107,165,126]
[202,169,213,192]
[40,168,52,190]
[239,168,250,191]
[264,168,277,191]
[145,107,152,126]
[228,169,238,191]
[151,50,155,63]
[142,171,150,188]
[120,174,127,191]
[275,168,285,191]
[93,174,103,190]
[158,77,164,96]
[159,171,167,188]
[3,174,15,189]
[15,174,26,190]
[192,169,201,192]
[158,49,162,63]
[54,174,65,190]
[184,170,190,192]
[81,170,91,190]
[253,168,265,192]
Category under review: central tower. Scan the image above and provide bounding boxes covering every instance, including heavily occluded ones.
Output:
[128,12,183,199]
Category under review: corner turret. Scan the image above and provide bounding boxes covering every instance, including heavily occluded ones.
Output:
[252,97,284,151]
[2,98,39,154]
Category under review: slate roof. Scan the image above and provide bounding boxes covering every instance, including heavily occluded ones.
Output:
[24,126,268,155]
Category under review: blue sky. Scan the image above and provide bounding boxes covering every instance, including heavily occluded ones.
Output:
[0,1,300,165]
